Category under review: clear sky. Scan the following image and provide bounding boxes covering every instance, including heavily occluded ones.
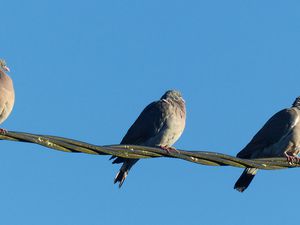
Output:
[1,0,300,224]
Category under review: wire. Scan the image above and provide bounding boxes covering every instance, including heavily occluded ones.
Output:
[1,131,298,170]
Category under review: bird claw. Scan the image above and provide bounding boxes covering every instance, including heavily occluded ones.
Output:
[159,145,180,154]
[284,152,300,165]
[0,128,8,135]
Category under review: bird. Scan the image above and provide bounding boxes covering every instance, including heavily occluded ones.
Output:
[234,96,300,192]
[110,90,186,188]
[0,59,15,133]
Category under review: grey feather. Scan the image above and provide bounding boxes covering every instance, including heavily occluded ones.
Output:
[237,108,298,158]
[111,90,186,188]
[235,97,300,192]
[234,168,258,192]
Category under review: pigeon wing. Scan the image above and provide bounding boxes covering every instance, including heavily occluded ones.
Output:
[237,108,298,158]
[120,100,168,145]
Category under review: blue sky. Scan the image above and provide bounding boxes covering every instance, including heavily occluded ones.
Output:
[1,0,300,224]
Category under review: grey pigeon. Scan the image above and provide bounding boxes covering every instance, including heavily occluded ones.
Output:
[0,59,14,133]
[111,90,186,188]
[234,97,300,192]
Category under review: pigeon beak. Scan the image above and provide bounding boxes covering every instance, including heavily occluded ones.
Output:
[3,65,10,72]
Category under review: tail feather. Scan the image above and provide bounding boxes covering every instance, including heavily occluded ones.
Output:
[234,168,258,192]
[113,159,138,188]
[114,170,128,188]
[110,156,126,164]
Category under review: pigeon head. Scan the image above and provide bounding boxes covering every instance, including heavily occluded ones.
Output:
[292,96,300,108]
[0,59,10,73]
[161,90,185,103]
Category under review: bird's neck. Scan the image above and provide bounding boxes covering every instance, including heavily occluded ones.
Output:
[0,69,6,78]
[0,70,12,86]
[166,98,186,113]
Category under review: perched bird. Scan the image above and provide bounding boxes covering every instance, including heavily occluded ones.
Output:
[111,90,186,188]
[234,97,300,192]
[0,59,15,133]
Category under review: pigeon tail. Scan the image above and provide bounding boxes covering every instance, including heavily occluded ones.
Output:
[113,159,138,188]
[114,170,128,188]
[234,168,258,192]
[110,156,126,164]
[292,96,300,108]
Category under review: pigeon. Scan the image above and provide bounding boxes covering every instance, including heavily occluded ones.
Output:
[111,90,186,188]
[234,97,300,192]
[0,59,15,133]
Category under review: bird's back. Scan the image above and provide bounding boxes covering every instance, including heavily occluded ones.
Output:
[237,108,298,159]
[121,97,185,147]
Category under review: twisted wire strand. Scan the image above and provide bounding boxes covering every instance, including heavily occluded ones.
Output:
[1,131,299,170]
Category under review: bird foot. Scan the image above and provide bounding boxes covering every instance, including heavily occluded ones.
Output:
[284,152,300,165]
[159,145,179,154]
[0,128,8,135]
